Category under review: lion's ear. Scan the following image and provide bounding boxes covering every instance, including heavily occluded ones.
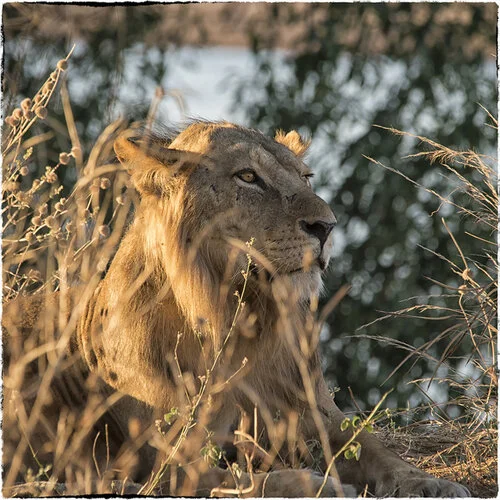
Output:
[114,134,200,196]
[274,130,311,157]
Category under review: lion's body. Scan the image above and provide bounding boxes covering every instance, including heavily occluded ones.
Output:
[3,121,469,497]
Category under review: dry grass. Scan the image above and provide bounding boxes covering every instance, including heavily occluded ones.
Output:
[2,53,496,498]
[3,51,140,495]
[363,123,497,497]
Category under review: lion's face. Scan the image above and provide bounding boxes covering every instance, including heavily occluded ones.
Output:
[115,122,336,300]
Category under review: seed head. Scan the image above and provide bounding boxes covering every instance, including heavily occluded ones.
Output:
[15,191,32,205]
[43,81,55,94]
[12,108,23,120]
[39,204,48,215]
[5,116,16,128]
[50,71,58,81]
[23,147,33,160]
[57,59,68,71]
[46,171,58,184]
[20,166,29,176]
[115,195,124,205]
[25,231,35,244]
[35,107,48,119]
[23,109,34,120]
[21,98,32,111]
[45,215,58,229]
[32,215,42,226]
[100,177,111,190]
[59,152,70,165]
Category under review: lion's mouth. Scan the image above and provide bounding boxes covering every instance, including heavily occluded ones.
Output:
[249,257,326,282]
[290,256,327,273]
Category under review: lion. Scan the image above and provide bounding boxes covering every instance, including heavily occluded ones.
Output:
[3,121,469,497]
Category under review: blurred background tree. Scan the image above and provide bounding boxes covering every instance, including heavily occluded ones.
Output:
[3,3,496,413]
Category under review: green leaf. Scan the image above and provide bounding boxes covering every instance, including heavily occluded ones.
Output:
[164,407,179,424]
[340,417,351,431]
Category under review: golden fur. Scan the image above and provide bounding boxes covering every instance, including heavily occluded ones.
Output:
[4,121,469,497]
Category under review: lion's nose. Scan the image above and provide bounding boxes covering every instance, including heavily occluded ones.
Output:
[299,219,336,249]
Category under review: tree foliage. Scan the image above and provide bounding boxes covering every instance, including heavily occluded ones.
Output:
[2,3,496,412]
[235,3,497,411]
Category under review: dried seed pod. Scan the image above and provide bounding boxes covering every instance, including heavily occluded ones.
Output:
[5,116,15,127]
[35,107,48,119]
[25,231,35,244]
[115,195,124,205]
[57,59,68,71]
[59,152,70,165]
[98,225,110,238]
[39,204,48,215]
[34,94,43,104]
[32,215,42,226]
[23,109,34,120]
[100,178,111,190]
[20,166,29,176]
[12,108,23,120]
[50,71,58,81]
[46,171,58,184]
[15,191,31,205]
[45,215,58,229]
[43,81,55,93]
[21,98,32,110]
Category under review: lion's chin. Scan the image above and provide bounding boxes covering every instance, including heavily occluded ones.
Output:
[271,269,323,304]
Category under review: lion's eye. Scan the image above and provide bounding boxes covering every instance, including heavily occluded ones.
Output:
[303,173,314,187]
[237,170,257,183]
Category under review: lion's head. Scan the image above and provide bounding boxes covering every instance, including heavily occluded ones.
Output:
[114,121,336,331]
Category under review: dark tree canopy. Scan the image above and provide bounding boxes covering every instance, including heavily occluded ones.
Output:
[2,3,497,413]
